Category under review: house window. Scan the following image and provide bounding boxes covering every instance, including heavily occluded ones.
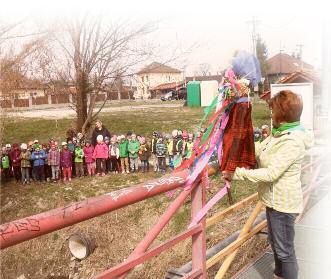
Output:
[142,76,144,82]
[168,76,171,81]
[146,75,149,82]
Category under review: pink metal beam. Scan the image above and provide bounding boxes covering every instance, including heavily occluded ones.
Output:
[0,170,189,249]
[101,180,201,279]
[94,224,202,278]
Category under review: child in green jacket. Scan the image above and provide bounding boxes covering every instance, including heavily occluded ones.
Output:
[74,145,84,177]
[119,135,129,173]
[128,134,140,172]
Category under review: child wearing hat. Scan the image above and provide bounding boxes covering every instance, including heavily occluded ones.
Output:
[119,135,129,174]
[31,144,46,182]
[60,142,72,182]
[9,143,21,183]
[20,143,31,184]
[74,144,84,177]
[93,135,109,176]
[83,141,95,176]
[48,143,61,182]
[109,135,120,174]
[128,133,140,173]
[1,147,11,182]
[156,134,167,174]
[138,137,150,173]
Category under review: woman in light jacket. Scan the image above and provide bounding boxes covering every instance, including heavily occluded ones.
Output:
[224,90,314,279]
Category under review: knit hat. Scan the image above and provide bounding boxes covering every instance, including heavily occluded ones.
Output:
[97,135,104,143]
[34,139,39,143]
[21,143,28,150]
[61,142,67,146]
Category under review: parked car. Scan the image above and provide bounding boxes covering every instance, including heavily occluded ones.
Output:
[161,91,175,101]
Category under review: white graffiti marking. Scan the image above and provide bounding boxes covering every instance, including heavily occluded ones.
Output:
[143,176,185,192]
[107,188,133,201]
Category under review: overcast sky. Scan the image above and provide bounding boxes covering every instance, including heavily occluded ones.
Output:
[1,0,328,75]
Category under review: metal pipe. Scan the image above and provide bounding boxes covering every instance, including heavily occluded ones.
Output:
[0,170,190,249]
[165,212,266,278]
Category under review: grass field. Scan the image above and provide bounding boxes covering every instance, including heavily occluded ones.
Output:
[1,100,271,279]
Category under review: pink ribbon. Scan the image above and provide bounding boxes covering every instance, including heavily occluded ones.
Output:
[188,180,230,228]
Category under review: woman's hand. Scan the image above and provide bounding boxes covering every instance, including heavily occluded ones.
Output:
[221,171,233,182]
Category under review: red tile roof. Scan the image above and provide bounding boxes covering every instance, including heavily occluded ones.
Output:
[266,53,314,75]
[151,81,185,91]
[137,62,182,75]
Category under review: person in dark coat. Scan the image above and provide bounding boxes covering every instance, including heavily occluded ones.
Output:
[91,119,111,147]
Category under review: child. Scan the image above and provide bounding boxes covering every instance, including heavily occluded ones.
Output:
[20,143,31,184]
[166,133,174,169]
[48,143,61,182]
[104,136,111,174]
[119,135,129,174]
[151,131,159,172]
[74,144,84,177]
[128,133,140,173]
[83,141,95,176]
[156,135,167,174]
[9,143,21,183]
[183,133,194,159]
[109,136,120,174]
[31,144,46,182]
[93,135,109,176]
[138,137,150,173]
[1,147,11,182]
[42,143,51,182]
[60,142,72,182]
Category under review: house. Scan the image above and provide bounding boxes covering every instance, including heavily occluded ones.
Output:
[185,74,223,84]
[135,62,183,99]
[266,53,314,84]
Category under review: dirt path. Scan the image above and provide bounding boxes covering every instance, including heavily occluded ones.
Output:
[7,103,184,119]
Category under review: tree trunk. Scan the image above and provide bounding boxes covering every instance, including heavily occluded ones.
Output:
[76,72,89,132]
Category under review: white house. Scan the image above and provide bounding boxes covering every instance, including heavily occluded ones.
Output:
[135,62,183,99]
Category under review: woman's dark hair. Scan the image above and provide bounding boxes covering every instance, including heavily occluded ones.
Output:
[268,90,303,124]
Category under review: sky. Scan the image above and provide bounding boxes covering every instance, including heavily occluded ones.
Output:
[1,0,328,75]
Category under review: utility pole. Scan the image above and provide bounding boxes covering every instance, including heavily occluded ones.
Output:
[296,44,304,70]
[246,16,261,56]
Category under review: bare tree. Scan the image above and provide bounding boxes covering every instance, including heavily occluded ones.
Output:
[42,17,154,134]
[198,63,211,76]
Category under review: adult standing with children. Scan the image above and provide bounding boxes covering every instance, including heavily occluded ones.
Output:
[91,119,111,147]
[223,90,314,279]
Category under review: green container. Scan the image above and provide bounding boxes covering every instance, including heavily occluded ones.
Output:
[187,81,201,107]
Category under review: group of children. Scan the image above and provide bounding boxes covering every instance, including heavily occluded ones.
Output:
[1,129,195,185]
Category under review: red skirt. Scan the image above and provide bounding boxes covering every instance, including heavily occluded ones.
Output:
[220,102,256,173]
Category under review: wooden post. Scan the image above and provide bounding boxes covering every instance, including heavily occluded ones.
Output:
[191,181,207,278]
[214,201,264,278]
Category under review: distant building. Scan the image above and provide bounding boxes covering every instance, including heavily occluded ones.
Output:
[135,62,183,99]
[185,74,223,84]
[266,53,314,84]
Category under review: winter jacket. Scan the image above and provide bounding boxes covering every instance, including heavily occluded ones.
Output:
[48,149,60,166]
[234,127,314,214]
[60,149,72,168]
[184,141,194,159]
[83,146,95,164]
[31,150,46,166]
[156,141,167,157]
[67,143,75,152]
[74,147,84,163]
[119,140,129,158]
[93,143,109,159]
[91,126,111,146]
[1,155,10,169]
[138,143,151,161]
[151,137,158,154]
[128,140,140,159]
[109,143,120,159]
[9,149,21,167]
[167,140,174,156]
[20,151,31,168]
